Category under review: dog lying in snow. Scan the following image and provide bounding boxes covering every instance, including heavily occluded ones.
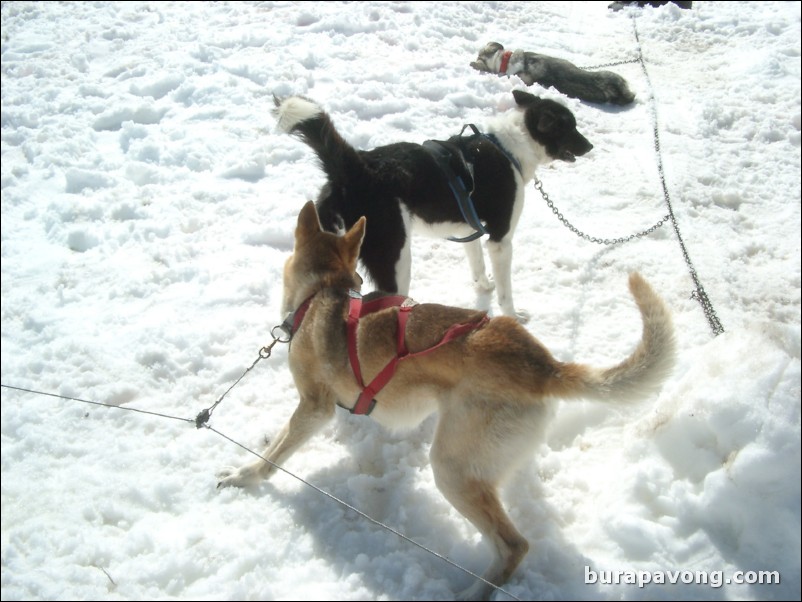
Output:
[471,41,636,105]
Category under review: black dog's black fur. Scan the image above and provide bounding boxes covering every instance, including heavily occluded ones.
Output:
[307,133,518,293]
[274,90,593,318]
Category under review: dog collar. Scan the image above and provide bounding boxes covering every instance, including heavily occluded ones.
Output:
[499,50,513,74]
[278,295,315,340]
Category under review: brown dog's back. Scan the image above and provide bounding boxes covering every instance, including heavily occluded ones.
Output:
[385,272,674,407]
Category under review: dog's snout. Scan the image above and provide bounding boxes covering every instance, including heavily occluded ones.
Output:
[560,136,593,162]
[575,135,593,157]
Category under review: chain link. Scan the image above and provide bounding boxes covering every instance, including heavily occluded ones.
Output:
[579,58,641,70]
[195,330,289,428]
[631,15,724,336]
[535,178,670,245]
[534,172,723,336]
[534,14,724,336]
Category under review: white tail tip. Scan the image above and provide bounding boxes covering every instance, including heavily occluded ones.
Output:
[275,96,322,132]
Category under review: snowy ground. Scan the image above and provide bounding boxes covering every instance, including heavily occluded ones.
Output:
[1,1,800,600]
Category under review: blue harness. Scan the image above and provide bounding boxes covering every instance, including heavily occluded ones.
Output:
[422,125,522,243]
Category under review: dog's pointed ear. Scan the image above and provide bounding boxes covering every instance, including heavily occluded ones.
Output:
[513,89,538,107]
[341,216,366,266]
[296,201,322,242]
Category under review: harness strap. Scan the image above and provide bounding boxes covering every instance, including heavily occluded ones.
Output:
[347,292,489,415]
[350,303,415,415]
[422,124,523,245]
[462,123,523,176]
[347,292,409,414]
[422,138,486,243]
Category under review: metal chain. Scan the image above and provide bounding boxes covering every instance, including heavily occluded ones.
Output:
[535,177,670,245]
[630,15,724,336]
[534,16,724,336]
[580,58,641,70]
[194,326,291,428]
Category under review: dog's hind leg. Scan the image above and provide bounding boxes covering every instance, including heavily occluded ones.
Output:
[443,477,529,601]
[394,233,412,296]
[464,239,494,292]
[430,403,532,600]
[359,206,410,294]
[217,388,335,488]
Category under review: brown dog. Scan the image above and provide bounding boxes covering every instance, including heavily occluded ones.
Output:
[218,202,675,600]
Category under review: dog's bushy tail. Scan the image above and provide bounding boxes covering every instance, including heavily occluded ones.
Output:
[273,96,363,188]
[559,273,675,403]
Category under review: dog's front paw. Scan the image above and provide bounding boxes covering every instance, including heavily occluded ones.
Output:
[455,580,493,601]
[499,305,530,323]
[474,274,495,292]
[216,465,259,489]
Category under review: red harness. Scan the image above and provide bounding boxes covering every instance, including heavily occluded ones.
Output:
[499,50,513,74]
[286,291,489,415]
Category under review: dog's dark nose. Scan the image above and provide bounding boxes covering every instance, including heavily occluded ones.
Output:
[575,136,593,157]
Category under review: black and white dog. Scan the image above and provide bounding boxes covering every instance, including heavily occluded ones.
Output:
[471,42,635,106]
[274,90,592,321]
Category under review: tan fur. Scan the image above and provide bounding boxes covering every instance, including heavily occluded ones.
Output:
[218,201,676,600]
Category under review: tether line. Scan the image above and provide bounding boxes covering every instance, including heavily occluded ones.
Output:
[1,382,520,601]
[205,423,521,600]
[0,383,194,424]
